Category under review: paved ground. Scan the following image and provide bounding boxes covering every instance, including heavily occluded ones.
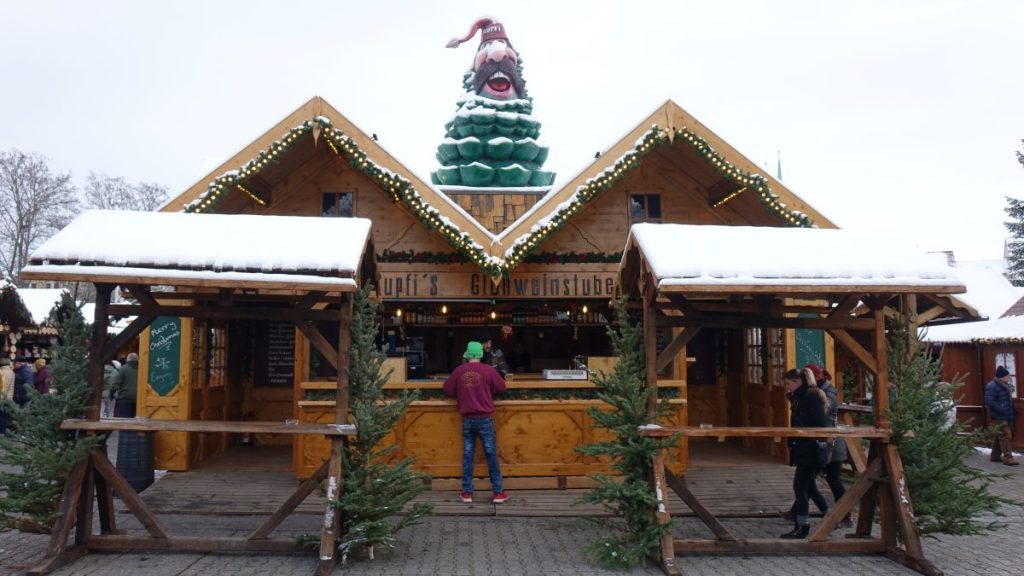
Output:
[1,450,1021,576]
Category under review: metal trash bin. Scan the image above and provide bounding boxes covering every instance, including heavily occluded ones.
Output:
[115,431,154,493]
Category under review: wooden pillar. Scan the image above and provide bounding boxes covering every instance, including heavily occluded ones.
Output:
[88,284,113,421]
[644,294,659,420]
[873,306,890,429]
[337,293,352,424]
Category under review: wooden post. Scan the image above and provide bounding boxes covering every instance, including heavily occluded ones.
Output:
[337,294,352,424]
[873,305,890,430]
[651,450,680,576]
[88,284,113,421]
[315,438,344,576]
[644,293,659,420]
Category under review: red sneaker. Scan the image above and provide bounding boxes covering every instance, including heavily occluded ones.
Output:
[460,491,473,503]
[492,491,510,504]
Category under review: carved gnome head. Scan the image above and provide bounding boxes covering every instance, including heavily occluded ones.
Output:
[447,17,526,100]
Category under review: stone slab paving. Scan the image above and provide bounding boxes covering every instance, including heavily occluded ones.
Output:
[1,451,1020,576]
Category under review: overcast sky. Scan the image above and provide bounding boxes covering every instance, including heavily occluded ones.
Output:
[2,1,1021,261]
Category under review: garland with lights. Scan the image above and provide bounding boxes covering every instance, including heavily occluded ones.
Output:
[377,250,620,265]
[183,117,505,276]
[504,126,815,267]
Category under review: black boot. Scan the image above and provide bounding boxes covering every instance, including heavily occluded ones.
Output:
[781,524,810,539]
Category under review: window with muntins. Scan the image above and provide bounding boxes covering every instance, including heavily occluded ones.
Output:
[629,194,662,223]
[321,192,354,217]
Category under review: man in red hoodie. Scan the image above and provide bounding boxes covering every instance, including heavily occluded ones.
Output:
[444,341,508,504]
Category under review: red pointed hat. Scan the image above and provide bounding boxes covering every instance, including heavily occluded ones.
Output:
[446,17,510,48]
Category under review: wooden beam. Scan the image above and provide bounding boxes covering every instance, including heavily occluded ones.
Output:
[316,439,345,576]
[651,451,680,575]
[883,443,925,559]
[337,294,352,424]
[672,538,887,554]
[86,536,302,553]
[665,294,701,318]
[121,284,160,309]
[108,304,342,322]
[99,315,156,365]
[916,305,950,325]
[36,459,88,565]
[659,316,875,330]
[656,327,701,373]
[874,308,891,429]
[658,284,964,295]
[828,294,865,319]
[294,321,339,371]
[644,293,659,419]
[827,329,879,376]
[91,450,169,539]
[665,470,735,542]
[18,269,357,293]
[808,457,882,542]
[88,285,112,420]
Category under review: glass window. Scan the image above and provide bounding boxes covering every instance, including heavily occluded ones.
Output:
[321,192,354,217]
[629,194,662,223]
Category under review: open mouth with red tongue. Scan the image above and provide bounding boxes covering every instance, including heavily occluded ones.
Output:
[484,71,514,97]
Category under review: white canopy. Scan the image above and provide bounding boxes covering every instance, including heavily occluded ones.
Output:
[21,210,374,291]
[623,223,964,293]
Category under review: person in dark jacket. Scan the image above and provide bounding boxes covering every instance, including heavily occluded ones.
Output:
[475,330,509,378]
[782,367,829,539]
[444,341,508,505]
[12,358,34,406]
[780,365,852,528]
[113,353,139,418]
[985,366,1019,466]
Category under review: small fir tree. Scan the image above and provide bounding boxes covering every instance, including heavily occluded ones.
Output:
[1003,141,1024,286]
[0,293,100,532]
[889,324,1018,536]
[334,286,432,562]
[575,298,679,569]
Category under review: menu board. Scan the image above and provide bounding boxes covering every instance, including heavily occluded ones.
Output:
[255,321,295,388]
[147,317,181,396]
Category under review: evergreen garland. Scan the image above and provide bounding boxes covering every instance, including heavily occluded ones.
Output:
[334,285,432,562]
[887,323,1019,536]
[573,298,679,569]
[0,293,99,532]
[1004,142,1024,286]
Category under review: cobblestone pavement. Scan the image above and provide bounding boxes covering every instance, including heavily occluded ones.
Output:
[1,452,1021,576]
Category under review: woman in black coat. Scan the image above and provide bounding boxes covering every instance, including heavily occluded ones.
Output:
[782,367,829,538]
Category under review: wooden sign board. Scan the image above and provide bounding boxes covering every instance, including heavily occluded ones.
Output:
[379,269,618,300]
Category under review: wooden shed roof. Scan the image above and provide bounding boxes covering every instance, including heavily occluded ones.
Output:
[20,210,376,292]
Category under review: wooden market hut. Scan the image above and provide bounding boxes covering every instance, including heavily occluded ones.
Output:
[142,95,868,483]
[20,210,377,575]
[619,223,972,576]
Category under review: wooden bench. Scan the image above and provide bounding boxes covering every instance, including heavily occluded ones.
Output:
[31,418,356,576]
[640,425,940,576]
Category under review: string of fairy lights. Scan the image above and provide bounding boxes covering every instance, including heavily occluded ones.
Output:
[504,125,814,266]
[185,118,814,278]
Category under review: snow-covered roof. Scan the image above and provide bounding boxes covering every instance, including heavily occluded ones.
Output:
[624,223,964,293]
[923,315,1024,345]
[21,210,374,291]
[17,288,67,325]
[943,261,1018,319]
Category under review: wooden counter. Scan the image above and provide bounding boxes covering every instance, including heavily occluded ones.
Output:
[293,379,688,480]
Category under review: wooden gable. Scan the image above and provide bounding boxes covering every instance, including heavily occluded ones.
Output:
[161,97,496,270]
[498,100,836,266]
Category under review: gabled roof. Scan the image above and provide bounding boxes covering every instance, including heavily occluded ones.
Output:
[161,97,504,274]
[497,100,837,267]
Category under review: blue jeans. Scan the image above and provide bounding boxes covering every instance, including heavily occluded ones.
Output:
[462,417,503,494]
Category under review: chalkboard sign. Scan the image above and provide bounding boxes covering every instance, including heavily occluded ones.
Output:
[255,321,295,388]
[147,317,181,396]
[795,328,825,371]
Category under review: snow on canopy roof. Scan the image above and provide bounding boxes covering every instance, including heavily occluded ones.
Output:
[23,210,373,290]
[941,261,1019,319]
[17,288,67,325]
[922,314,1024,345]
[624,223,963,292]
